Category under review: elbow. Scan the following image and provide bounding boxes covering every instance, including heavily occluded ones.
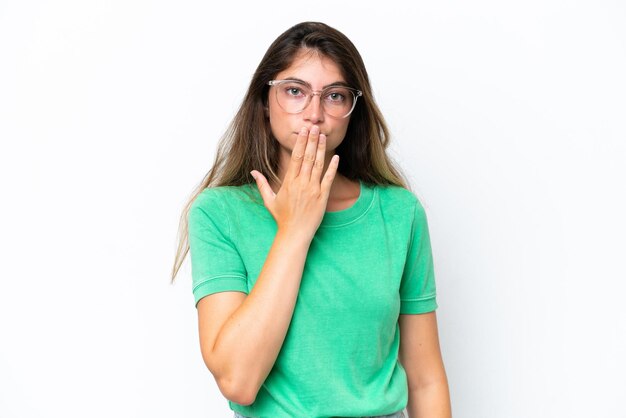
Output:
[216,374,259,406]
[201,349,261,406]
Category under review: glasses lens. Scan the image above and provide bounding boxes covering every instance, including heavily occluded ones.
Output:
[275,81,310,114]
[275,81,357,118]
[322,87,355,118]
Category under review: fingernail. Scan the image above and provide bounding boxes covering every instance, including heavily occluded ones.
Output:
[300,127,308,134]
[311,125,320,134]
[250,171,257,180]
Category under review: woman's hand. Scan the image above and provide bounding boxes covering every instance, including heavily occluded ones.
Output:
[250,125,339,242]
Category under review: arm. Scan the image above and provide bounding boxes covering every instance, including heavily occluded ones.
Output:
[198,230,311,406]
[399,311,452,418]
[196,126,337,406]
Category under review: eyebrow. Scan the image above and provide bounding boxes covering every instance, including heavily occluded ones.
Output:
[282,77,350,89]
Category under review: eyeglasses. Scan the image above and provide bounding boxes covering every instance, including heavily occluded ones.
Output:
[267,79,363,119]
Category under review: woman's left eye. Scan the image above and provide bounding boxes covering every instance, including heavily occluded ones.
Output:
[327,92,345,101]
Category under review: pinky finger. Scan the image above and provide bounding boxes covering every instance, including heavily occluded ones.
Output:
[320,155,339,194]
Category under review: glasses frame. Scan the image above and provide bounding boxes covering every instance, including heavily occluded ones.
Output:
[267,79,363,119]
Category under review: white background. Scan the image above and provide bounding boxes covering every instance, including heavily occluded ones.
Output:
[1,1,625,417]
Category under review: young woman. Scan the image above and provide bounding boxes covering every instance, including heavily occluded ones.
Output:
[171,21,451,418]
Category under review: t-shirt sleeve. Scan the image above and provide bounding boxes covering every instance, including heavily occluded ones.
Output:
[399,199,438,314]
[188,192,248,308]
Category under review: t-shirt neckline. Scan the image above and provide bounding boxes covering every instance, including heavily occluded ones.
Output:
[320,179,375,228]
[243,178,375,228]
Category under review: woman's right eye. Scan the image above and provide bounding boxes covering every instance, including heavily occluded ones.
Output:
[285,86,303,96]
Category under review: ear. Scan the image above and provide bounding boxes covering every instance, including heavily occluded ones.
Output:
[264,106,269,118]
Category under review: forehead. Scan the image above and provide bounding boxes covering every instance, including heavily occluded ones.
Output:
[275,49,345,85]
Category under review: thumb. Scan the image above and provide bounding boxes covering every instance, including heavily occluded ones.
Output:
[250,170,276,204]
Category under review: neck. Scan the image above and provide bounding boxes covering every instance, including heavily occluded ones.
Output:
[269,168,350,199]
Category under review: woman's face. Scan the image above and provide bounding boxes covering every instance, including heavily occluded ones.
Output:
[267,49,352,175]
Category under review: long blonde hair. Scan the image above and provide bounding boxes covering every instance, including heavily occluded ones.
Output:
[171,21,411,283]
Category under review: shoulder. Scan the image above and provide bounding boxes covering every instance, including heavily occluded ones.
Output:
[369,183,430,232]
[191,184,259,213]
[373,183,424,214]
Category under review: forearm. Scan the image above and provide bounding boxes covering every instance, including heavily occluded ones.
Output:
[406,379,452,418]
[212,228,310,403]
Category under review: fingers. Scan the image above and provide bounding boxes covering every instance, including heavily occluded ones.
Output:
[250,170,275,206]
[310,133,326,183]
[282,125,333,187]
[284,126,309,181]
[320,155,339,196]
[298,125,320,182]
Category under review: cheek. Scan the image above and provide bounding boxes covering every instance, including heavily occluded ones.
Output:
[333,120,351,139]
[269,111,292,133]
[268,108,298,143]
[267,104,283,128]
[268,97,289,123]
[326,124,350,149]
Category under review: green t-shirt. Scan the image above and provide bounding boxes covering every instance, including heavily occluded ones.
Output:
[188,179,438,417]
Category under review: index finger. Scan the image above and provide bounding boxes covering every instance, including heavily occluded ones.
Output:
[285,126,309,180]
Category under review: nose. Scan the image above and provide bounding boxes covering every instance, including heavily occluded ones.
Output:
[303,93,324,124]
